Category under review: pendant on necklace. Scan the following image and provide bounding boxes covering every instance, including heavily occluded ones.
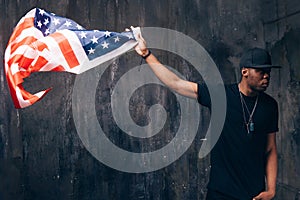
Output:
[249,121,255,132]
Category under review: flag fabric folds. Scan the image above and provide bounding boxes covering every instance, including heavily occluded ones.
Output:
[4,8,138,108]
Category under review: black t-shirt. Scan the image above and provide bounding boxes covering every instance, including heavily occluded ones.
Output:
[197,83,279,199]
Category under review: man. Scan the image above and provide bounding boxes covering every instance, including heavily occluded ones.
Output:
[134,33,279,200]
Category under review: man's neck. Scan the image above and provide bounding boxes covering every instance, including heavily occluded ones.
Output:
[238,81,259,97]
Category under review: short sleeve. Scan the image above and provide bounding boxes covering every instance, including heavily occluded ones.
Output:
[197,83,211,108]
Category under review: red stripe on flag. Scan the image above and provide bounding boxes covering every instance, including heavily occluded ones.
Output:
[12,71,29,85]
[6,60,51,108]
[6,70,21,108]
[28,56,49,73]
[9,54,50,84]
[6,67,51,108]
[7,54,34,70]
[19,85,51,105]
[8,40,50,73]
[51,65,66,72]
[50,32,80,69]
[10,36,38,54]
[8,17,35,45]
[34,40,48,51]
[10,37,48,57]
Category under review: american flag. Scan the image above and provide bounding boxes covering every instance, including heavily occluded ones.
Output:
[4,8,138,108]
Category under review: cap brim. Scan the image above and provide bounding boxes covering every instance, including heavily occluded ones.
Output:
[247,65,282,69]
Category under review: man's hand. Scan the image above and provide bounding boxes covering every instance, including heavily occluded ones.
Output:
[253,190,275,200]
[130,26,149,57]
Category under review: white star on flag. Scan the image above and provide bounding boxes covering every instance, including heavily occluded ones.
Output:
[76,24,83,30]
[43,18,49,25]
[114,36,120,42]
[53,18,60,25]
[88,47,95,54]
[37,21,42,28]
[45,29,50,35]
[104,31,111,37]
[39,9,46,15]
[101,41,109,49]
[91,35,99,44]
[80,32,87,39]
[64,21,72,27]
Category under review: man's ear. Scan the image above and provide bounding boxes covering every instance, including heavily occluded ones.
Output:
[241,67,249,77]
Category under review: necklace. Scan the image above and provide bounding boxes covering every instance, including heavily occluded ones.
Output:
[239,92,259,134]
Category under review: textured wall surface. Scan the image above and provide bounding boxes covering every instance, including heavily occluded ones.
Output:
[0,0,299,199]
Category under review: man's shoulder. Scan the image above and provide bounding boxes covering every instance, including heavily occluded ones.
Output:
[260,92,278,103]
[224,83,239,95]
[259,92,279,111]
[225,83,238,89]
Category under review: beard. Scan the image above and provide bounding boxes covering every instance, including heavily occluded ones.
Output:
[250,84,268,93]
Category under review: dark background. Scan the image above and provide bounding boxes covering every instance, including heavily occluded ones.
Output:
[0,0,300,199]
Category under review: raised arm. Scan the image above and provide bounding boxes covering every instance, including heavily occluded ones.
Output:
[134,32,198,99]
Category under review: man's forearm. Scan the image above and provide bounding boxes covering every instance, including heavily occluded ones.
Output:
[144,53,198,99]
[265,135,278,196]
[144,53,181,90]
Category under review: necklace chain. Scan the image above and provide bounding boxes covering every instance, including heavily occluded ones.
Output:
[239,92,259,134]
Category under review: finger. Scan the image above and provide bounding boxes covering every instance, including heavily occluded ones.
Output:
[130,26,144,41]
[253,193,262,200]
[134,32,141,40]
[137,33,145,43]
[133,33,145,46]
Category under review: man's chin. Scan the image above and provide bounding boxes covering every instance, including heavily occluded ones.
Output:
[253,85,268,93]
[258,86,268,92]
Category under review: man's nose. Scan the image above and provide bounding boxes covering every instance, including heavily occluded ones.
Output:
[263,72,270,79]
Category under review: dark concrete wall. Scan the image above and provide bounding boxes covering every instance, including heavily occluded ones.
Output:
[0,0,299,199]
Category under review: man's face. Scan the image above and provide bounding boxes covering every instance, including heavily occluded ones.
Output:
[242,67,271,92]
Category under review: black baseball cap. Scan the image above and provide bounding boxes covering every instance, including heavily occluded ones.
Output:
[239,48,281,69]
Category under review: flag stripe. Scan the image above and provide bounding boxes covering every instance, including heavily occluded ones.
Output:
[37,34,76,72]
[9,17,35,45]
[52,65,67,72]
[10,27,43,50]
[8,54,34,73]
[29,56,49,73]
[50,32,80,69]
[10,36,37,54]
